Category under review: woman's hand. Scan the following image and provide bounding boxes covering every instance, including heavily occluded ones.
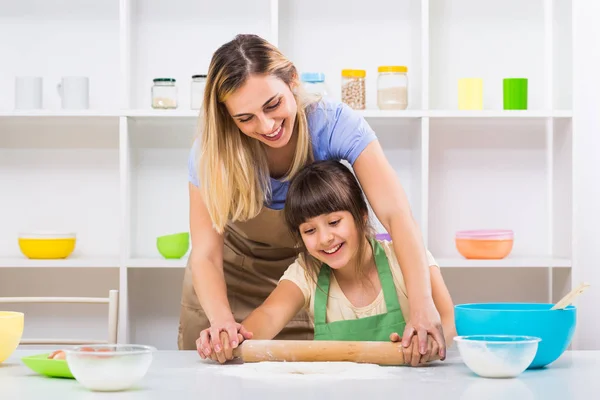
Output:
[401,300,446,361]
[196,319,253,363]
[390,332,440,367]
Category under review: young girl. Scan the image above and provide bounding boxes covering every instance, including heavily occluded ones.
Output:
[197,160,456,366]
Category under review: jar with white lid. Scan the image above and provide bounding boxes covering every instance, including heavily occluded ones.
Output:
[341,69,366,110]
[190,74,207,110]
[151,78,178,109]
[301,72,329,97]
[377,66,408,110]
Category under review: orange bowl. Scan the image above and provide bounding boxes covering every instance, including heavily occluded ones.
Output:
[455,238,514,259]
[455,229,514,259]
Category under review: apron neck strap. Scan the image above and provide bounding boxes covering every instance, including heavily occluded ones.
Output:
[371,238,402,312]
[314,260,332,325]
[314,238,402,325]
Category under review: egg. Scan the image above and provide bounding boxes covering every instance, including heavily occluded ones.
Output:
[48,350,65,360]
[96,348,111,352]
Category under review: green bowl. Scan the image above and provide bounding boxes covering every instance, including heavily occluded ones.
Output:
[21,353,74,379]
[157,232,189,259]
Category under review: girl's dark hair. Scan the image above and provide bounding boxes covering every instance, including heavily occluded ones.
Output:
[284,160,375,282]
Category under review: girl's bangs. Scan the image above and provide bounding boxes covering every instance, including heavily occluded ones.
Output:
[287,177,352,230]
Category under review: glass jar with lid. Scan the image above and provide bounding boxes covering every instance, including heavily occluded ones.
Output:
[341,69,366,110]
[300,72,329,97]
[190,74,207,110]
[377,66,408,110]
[151,78,178,109]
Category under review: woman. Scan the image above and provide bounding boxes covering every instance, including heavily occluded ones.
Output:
[179,33,446,360]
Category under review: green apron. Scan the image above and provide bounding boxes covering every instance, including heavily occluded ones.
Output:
[313,239,406,341]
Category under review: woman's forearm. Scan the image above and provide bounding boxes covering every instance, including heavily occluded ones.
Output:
[190,254,232,323]
[352,143,433,306]
[389,212,432,304]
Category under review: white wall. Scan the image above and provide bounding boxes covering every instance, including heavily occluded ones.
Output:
[572,0,600,350]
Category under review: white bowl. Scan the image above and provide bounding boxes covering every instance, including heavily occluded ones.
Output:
[454,335,541,378]
[65,344,155,392]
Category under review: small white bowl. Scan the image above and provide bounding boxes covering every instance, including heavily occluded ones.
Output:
[65,344,156,392]
[454,335,541,378]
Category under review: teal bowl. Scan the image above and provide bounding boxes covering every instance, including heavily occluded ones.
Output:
[455,303,576,369]
[156,232,189,259]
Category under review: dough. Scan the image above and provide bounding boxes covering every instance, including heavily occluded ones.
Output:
[218,361,394,380]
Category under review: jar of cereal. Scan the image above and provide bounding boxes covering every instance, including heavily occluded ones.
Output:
[341,69,366,110]
[151,78,178,109]
[377,66,408,110]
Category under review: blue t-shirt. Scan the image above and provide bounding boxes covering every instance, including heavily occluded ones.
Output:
[188,98,377,210]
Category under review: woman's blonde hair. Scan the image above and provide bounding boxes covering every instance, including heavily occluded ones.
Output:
[198,34,316,233]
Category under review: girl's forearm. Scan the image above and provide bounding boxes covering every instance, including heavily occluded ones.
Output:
[443,321,457,347]
[242,307,280,340]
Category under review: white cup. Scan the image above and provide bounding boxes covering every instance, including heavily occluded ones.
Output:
[15,77,43,109]
[57,76,89,109]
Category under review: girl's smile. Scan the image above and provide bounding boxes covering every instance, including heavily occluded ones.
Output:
[322,242,344,255]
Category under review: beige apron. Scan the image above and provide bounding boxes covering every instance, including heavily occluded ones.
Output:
[178,206,314,350]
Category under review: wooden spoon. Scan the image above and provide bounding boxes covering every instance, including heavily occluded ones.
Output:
[551,282,590,310]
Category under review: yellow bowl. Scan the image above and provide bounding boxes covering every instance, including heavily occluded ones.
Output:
[0,312,24,363]
[18,232,76,259]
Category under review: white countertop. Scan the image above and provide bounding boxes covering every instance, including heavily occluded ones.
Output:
[1,349,599,399]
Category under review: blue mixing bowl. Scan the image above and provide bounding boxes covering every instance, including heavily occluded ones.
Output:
[454,303,576,368]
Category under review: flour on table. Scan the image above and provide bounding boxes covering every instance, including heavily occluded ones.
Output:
[217,362,394,380]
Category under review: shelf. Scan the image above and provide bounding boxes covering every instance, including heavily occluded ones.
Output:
[437,257,572,268]
[126,257,572,269]
[0,256,571,269]
[360,110,426,118]
[0,257,120,268]
[0,109,574,120]
[127,258,186,268]
[126,109,201,119]
[427,110,572,118]
[0,110,121,118]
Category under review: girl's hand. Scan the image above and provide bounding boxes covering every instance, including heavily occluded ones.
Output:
[390,332,440,367]
[196,320,253,363]
[401,300,446,361]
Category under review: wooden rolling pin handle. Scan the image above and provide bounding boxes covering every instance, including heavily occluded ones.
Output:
[231,340,436,366]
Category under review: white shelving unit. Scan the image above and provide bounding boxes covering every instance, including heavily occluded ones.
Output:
[0,0,580,350]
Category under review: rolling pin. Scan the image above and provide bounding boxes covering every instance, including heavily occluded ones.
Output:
[231,339,441,366]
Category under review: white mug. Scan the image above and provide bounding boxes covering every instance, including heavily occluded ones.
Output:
[57,76,89,109]
[15,76,43,109]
